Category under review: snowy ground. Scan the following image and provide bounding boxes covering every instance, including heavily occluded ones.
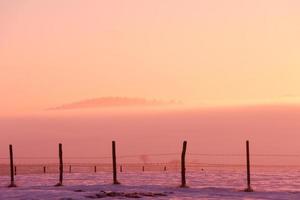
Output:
[1,169,300,199]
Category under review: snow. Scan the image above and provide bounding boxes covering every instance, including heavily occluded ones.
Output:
[1,169,300,199]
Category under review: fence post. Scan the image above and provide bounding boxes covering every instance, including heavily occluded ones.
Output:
[69,165,72,173]
[94,166,97,173]
[244,140,253,192]
[55,143,63,186]
[112,141,120,184]
[164,166,167,171]
[180,141,187,188]
[142,166,145,172]
[43,166,46,174]
[14,166,17,176]
[8,144,16,187]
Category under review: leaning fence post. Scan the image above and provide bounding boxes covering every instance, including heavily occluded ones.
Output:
[8,144,16,187]
[55,143,63,186]
[244,140,253,192]
[112,141,120,184]
[180,141,187,188]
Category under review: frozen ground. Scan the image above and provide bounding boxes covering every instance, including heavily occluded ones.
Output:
[1,169,300,199]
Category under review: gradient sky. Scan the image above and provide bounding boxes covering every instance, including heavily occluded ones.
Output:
[1,0,300,115]
[1,1,300,165]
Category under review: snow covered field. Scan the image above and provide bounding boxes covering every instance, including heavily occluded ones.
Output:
[1,167,300,199]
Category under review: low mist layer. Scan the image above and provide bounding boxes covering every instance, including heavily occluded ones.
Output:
[1,105,300,165]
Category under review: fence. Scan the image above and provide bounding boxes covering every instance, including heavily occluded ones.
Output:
[0,140,257,192]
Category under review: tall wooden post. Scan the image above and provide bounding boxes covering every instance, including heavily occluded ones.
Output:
[55,143,63,186]
[180,141,187,188]
[245,140,253,192]
[8,144,16,187]
[112,141,120,184]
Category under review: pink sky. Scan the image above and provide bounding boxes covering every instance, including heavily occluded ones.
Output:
[1,1,300,164]
[1,105,300,165]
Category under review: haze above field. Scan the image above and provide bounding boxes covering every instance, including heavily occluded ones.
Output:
[1,105,300,165]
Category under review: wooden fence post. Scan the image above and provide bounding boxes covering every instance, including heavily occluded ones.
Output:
[180,141,187,188]
[112,141,120,184]
[8,144,16,187]
[94,166,97,173]
[43,166,46,174]
[244,140,253,192]
[142,166,145,172]
[55,143,63,186]
[164,166,167,171]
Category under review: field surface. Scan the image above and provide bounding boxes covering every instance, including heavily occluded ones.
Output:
[1,167,300,199]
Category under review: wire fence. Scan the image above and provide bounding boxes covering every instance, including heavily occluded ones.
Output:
[2,141,300,191]
[1,153,300,176]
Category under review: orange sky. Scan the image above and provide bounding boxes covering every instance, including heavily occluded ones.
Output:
[1,0,300,115]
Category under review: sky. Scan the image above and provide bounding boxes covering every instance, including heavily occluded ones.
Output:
[1,1,300,164]
[1,0,300,115]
